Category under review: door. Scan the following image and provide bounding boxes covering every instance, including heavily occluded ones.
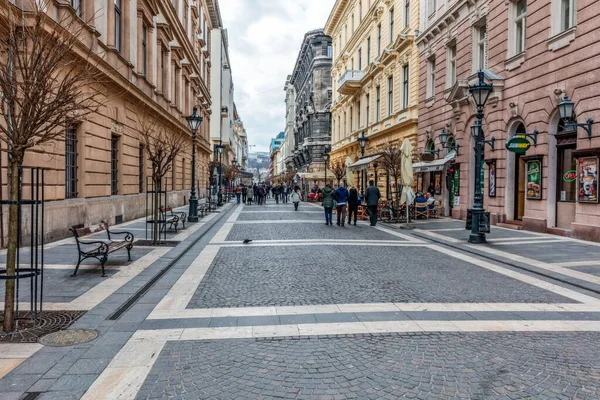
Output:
[556,143,577,229]
[514,154,526,220]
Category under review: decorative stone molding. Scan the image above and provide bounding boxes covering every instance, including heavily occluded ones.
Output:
[374,5,385,21]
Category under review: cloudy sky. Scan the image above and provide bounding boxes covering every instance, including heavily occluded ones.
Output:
[220,0,336,152]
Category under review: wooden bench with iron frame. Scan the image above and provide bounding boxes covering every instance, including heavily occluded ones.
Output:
[70,222,134,277]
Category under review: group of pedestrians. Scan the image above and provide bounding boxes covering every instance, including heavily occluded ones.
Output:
[321,180,381,227]
[233,182,295,206]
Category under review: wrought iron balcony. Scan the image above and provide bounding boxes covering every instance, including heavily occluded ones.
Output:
[338,70,365,95]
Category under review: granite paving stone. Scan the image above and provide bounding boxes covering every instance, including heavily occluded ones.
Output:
[135,332,600,400]
[187,246,575,309]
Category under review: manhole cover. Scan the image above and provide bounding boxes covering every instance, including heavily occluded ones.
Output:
[0,311,86,343]
[134,240,180,247]
[39,329,98,347]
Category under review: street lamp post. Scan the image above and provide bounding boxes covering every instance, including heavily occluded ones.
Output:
[215,141,225,206]
[324,152,330,187]
[468,71,495,244]
[186,107,203,222]
[357,131,369,195]
[231,158,237,198]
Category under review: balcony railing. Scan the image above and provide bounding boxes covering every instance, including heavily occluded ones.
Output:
[338,70,365,95]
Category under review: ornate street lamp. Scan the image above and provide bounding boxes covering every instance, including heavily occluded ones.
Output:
[558,96,594,139]
[324,149,330,187]
[185,107,203,222]
[357,131,369,194]
[467,71,495,244]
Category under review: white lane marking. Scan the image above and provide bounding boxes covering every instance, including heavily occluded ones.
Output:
[147,302,600,320]
[489,239,568,246]
[551,261,600,267]
[433,245,600,305]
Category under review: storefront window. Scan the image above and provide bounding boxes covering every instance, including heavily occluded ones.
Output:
[558,146,577,202]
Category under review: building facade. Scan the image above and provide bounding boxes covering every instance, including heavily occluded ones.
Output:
[282,75,296,172]
[0,0,219,242]
[325,0,420,196]
[289,30,333,178]
[416,0,600,239]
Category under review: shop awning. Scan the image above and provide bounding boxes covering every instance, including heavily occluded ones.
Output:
[348,155,381,171]
[412,151,456,173]
[297,170,335,180]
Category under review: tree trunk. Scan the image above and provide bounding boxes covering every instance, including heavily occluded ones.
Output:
[3,158,20,332]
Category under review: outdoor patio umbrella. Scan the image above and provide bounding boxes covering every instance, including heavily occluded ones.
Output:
[345,157,355,186]
[399,138,415,227]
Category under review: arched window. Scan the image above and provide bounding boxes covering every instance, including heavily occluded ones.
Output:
[426,139,435,154]
[447,136,456,151]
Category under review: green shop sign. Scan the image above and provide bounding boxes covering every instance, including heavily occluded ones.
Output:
[506,135,531,154]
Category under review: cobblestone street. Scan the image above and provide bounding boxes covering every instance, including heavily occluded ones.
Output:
[4,200,600,399]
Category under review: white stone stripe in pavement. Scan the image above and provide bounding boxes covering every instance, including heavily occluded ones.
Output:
[488,239,568,246]
[233,220,324,224]
[216,242,430,248]
[241,210,322,213]
[148,301,600,320]
[433,245,600,305]
[485,236,566,243]
[551,260,600,267]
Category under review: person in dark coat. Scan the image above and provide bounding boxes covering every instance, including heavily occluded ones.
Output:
[347,185,359,226]
[364,180,381,226]
[333,182,349,226]
[321,184,335,225]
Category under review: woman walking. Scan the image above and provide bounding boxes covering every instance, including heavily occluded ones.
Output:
[235,185,242,204]
[322,183,335,225]
[290,186,302,211]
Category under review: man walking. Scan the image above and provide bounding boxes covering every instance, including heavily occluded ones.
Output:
[365,180,381,226]
[334,182,349,227]
[241,184,248,204]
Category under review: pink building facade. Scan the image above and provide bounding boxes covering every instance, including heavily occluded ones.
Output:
[416,0,600,241]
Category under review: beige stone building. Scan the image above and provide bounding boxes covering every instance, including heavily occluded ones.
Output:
[0,0,220,242]
[325,0,420,196]
[416,0,600,240]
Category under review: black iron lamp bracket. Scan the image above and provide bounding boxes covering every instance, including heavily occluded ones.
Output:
[566,118,594,140]
[482,137,496,151]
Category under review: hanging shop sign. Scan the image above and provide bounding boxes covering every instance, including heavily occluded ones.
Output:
[526,159,542,200]
[578,157,598,203]
[506,135,532,154]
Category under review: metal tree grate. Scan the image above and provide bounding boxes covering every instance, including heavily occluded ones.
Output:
[0,311,85,343]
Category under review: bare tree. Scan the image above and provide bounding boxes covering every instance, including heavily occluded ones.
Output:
[331,161,346,185]
[135,107,188,244]
[379,142,403,201]
[0,3,104,332]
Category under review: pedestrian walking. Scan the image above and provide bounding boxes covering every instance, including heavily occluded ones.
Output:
[365,180,381,226]
[334,182,349,226]
[241,185,248,204]
[282,184,288,203]
[253,184,258,204]
[257,185,265,205]
[321,183,334,225]
[290,186,301,211]
[347,185,359,226]
[274,184,280,204]
[235,185,242,204]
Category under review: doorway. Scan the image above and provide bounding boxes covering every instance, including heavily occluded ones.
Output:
[556,140,577,229]
[514,153,526,220]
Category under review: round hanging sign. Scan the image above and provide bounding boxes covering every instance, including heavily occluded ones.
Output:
[505,135,531,154]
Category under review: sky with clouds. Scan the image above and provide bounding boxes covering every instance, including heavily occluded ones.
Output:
[220,0,336,153]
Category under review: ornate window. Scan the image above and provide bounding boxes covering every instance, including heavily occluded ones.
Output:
[65,125,78,199]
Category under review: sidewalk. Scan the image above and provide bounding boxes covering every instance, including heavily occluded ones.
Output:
[0,201,233,388]
[391,217,600,296]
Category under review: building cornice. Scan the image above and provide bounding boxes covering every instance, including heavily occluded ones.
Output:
[324,0,349,36]
[416,0,470,48]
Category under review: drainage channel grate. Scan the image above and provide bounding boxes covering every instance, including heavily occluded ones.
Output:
[0,311,86,343]
[21,392,42,400]
[134,240,180,247]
